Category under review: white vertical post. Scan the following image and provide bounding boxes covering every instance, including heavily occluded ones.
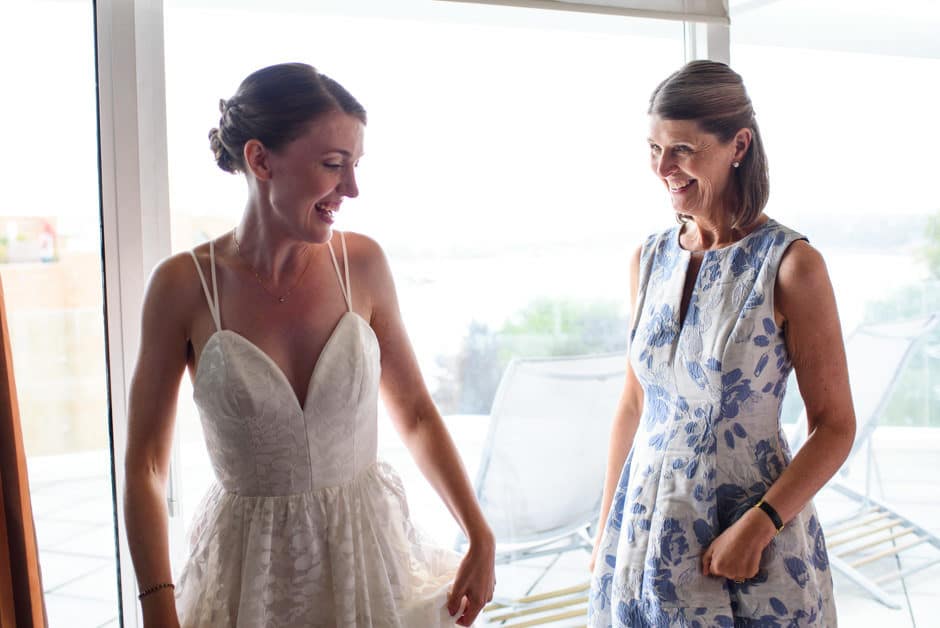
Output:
[95,0,173,624]
[684,21,730,64]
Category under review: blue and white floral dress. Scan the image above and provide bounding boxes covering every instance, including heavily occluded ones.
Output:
[588,219,837,627]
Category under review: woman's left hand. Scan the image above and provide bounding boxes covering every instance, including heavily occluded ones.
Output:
[448,537,496,626]
[702,506,778,582]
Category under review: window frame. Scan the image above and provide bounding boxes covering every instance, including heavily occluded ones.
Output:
[96,1,174,624]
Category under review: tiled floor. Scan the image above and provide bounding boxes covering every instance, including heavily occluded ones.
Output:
[28,424,940,627]
[28,451,120,627]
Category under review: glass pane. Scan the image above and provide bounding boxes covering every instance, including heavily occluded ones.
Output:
[163,0,684,613]
[0,1,118,626]
[732,2,940,625]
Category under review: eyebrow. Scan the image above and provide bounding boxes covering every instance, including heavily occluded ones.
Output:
[647,138,694,145]
[324,149,364,159]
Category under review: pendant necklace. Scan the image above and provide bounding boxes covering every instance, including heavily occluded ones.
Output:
[232,228,313,303]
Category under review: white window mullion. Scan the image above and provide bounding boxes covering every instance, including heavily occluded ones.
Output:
[95,0,173,625]
[684,20,730,63]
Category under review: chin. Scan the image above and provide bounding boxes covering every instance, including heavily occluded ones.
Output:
[312,228,334,245]
[672,202,702,218]
[671,202,691,216]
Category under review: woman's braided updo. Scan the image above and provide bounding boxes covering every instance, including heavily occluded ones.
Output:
[208,63,366,174]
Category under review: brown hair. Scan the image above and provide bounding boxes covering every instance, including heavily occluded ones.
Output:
[649,60,769,229]
[209,63,367,174]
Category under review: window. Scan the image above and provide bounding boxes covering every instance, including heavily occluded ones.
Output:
[732,2,940,624]
[731,11,940,427]
[1,1,118,626]
[162,0,684,590]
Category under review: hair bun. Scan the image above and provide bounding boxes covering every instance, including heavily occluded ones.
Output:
[208,127,238,174]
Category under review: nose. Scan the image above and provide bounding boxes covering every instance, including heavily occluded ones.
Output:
[341,166,359,198]
[654,152,676,178]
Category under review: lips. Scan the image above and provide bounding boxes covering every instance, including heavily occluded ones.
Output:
[315,202,339,223]
[668,179,696,193]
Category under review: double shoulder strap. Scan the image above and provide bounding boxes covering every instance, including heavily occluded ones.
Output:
[188,231,352,330]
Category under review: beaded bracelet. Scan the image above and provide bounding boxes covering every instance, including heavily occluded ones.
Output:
[138,582,175,600]
[754,498,785,534]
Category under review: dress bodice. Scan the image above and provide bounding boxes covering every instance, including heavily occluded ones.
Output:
[188,233,381,496]
[193,313,380,496]
[629,218,803,486]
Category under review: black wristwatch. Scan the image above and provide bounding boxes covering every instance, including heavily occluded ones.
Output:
[755,498,785,534]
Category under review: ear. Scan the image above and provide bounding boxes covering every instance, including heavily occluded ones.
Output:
[243,139,272,181]
[732,128,753,164]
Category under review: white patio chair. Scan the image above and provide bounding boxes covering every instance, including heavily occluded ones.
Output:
[788,314,940,609]
[456,353,626,626]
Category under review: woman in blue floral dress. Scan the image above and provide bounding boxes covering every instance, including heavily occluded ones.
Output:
[588,61,856,627]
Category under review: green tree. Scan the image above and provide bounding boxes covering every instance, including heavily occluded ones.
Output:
[861,239,940,427]
[438,298,628,414]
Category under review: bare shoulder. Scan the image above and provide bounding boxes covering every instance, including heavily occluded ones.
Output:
[337,230,392,279]
[775,239,834,320]
[148,251,198,296]
[142,250,207,338]
[335,231,399,322]
[777,239,829,291]
[338,230,386,261]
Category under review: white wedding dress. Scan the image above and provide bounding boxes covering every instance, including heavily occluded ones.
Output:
[174,233,460,627]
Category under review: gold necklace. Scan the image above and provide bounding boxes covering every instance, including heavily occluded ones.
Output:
[232,228,313,303]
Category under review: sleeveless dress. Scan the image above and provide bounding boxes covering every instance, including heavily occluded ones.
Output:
[588,219,837,627]
[174,232,461,627]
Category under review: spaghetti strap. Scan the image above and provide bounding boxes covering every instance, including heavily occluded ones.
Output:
[327,231,353,312]
[189,241,222,332]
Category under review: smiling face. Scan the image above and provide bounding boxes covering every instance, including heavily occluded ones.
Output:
[648,115,740,221]
[258,110,365,243]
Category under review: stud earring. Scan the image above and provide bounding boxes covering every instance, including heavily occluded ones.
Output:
[732,161,740,168]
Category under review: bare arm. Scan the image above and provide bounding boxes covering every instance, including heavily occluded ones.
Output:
[762,240,856,521]
[703,240,856,580]
[590,244,645,570]
[123,256,193,627]
[363,237,494,626]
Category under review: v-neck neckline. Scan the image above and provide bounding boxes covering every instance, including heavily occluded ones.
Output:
[193,311,375,413]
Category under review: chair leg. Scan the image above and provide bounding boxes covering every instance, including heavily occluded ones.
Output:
[524,552,562,597]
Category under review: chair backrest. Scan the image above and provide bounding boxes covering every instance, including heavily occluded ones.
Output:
[788,314,938,464]
[473,353,626,545]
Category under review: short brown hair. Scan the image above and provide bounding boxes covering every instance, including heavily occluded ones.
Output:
[649,60,769,229]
